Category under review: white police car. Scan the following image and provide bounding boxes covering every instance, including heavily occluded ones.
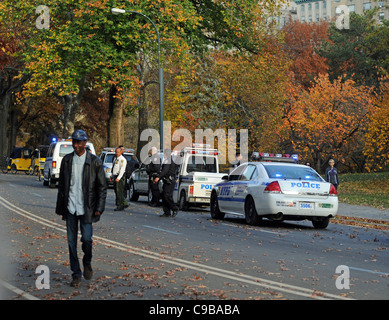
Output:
[210,154,338,229]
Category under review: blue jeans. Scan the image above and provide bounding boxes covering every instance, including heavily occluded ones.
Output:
[66,213,93,278]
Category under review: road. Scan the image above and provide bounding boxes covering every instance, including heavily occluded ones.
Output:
[0,172,388,302]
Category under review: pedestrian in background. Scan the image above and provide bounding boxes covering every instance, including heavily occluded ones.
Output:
[325,159,339,190]
[154,149,178,217]
[55,129,107,287]
[111,147,128,211]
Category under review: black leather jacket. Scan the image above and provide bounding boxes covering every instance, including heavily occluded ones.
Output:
[55,151,107,223]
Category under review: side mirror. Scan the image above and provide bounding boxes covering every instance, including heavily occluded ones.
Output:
[222,175,229,181]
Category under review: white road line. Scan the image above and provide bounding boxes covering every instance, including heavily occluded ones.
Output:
[0,279,40,300]
[0,196,353,300]
[31,193,43,198]
[143,225,182,235]
[349,266,389,276]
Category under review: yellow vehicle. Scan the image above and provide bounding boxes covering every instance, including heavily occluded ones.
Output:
[6,146,48,176]
[8,147,32,174]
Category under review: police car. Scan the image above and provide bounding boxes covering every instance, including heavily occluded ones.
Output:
[99,147,137,186]
[210,153,338,229]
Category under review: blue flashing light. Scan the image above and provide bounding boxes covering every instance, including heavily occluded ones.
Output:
[52,137,57,143]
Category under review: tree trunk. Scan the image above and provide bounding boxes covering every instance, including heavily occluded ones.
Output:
[55,77,86,138]
[107,84,124,147]
[0,93,11,157]
[0,72,30,157]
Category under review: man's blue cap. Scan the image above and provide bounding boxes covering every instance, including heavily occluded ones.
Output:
[71,129,87,141]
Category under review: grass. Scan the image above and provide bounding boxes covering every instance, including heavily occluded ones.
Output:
[337,171,389,210]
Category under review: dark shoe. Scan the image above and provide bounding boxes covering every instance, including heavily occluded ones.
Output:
[83,264,93,280]
[149,203,158,207]
[70,276,81,287]
[172,210,178,217]
[159,213,171,217]
[114,207,124,211]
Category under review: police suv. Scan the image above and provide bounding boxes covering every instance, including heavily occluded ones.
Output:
[210,153,338,229]
[128,144,225,209]
[173,144,225,210]
[99,147,137,186]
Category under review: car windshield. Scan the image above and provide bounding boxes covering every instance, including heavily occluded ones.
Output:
[263,164,323,181]
[186,155,217,173]
[59,144,74,157]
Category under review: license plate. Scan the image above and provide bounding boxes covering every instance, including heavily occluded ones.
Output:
[300,202,313,209]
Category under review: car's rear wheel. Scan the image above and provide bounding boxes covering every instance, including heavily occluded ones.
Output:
[210,191,224,219]
[179,191,189,211]
[244,196,261,226]
[312,217,330,229]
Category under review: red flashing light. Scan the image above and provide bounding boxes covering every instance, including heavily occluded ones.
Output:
[52,161,57,169]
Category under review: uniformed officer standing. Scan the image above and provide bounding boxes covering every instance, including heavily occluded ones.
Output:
[147,146,161,207]
[153,149,178,217]
[111,147,127,211]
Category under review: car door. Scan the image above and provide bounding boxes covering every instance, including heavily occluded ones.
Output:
[218,164,247,213]
[230,164,257,213]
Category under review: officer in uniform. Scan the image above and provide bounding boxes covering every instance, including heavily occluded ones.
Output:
[153,149,178,217]
[146,146,161,207]
[111,147,128,211]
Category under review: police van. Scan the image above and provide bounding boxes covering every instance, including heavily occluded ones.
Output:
[43,139,96,188]
[173,144,225,210]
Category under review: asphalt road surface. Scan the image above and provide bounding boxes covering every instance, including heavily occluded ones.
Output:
[0,172,388,302]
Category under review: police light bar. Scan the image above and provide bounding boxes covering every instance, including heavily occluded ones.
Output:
[252,152,299,163]
[192,143,211,148]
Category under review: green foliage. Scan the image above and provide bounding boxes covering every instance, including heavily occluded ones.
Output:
[338,172,389,209]
[320,9,389,89]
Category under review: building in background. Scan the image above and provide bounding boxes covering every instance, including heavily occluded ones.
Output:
[279,0,388,27]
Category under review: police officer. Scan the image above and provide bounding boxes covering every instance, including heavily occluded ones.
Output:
[111,147,128,211]
[146,146,161,207]
[153,149,178,217]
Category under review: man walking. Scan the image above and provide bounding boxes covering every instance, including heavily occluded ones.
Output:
[111,147,127,211]
[55,129,107,287]
[154,149,178,217]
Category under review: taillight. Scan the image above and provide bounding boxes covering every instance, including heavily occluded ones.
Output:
[52,161,57,169]
[329,184,337,196]
[264,181,281,193]
[189,186,194,194]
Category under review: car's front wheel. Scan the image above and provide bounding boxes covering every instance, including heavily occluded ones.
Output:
[210,191,224,219]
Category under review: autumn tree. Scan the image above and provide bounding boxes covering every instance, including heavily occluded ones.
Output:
[364,80,389,172]
[282,19,329,89]
[278,74,375,172]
